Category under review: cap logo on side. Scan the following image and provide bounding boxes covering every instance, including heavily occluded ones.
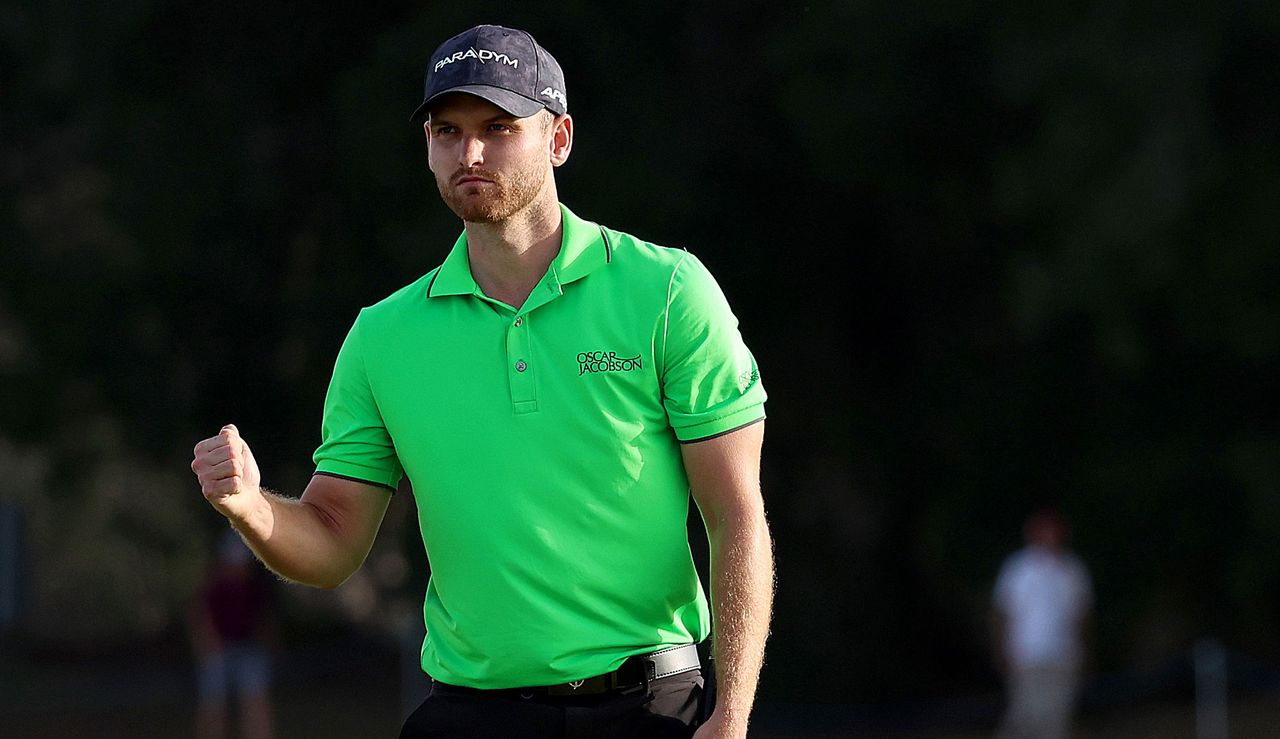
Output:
[540,87,567,107]
[434,47,521,73]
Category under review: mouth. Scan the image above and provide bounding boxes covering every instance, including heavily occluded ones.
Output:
[454,174,494,186]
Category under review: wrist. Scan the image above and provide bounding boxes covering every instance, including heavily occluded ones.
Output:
[225,485,272,535]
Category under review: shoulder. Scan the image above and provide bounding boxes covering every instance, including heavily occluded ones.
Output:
[600,225,733,308]
[998,548,1033,578]
[354,269,441,325]
[599,224,694,275]
[1062,552,1091,579]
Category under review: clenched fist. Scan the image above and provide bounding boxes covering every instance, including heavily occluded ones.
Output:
[191,424,264,521]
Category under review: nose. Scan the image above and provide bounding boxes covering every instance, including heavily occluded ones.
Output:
[459,134,484,168]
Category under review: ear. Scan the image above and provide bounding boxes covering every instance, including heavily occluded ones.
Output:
[549,114,573,167]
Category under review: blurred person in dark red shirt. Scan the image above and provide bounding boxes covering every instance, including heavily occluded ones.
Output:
[189,529,278,739]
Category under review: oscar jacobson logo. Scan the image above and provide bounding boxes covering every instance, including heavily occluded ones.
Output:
[577,351,642,376]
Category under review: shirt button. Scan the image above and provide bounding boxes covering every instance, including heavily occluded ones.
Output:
[514,317,523,327]
[515,360,528,372]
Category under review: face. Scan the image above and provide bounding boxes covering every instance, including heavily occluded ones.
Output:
[1026,513,1066,550]
[425,94,569,223]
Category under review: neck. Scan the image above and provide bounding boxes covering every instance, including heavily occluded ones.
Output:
[464,187,562,309]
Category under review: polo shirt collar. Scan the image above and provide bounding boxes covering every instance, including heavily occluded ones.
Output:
[426,204,610,299]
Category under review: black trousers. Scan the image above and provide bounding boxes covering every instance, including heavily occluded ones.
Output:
[400,671,704,739]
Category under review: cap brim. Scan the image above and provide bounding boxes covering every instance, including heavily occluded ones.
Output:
[409,84,545,122]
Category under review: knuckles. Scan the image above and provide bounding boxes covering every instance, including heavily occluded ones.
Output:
[201,476,241,498]
[191,430,250,502]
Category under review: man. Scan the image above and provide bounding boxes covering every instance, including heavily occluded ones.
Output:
[992,508,1093,739]
[191,24,773,739]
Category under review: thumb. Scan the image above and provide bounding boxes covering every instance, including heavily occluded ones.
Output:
[220,423,239,438]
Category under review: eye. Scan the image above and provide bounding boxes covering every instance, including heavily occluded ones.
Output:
[432,125,457,135]
[488,123,513,132]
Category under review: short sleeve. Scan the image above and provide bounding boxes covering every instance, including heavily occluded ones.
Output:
[312,311,404,490]
[660,253,767,442]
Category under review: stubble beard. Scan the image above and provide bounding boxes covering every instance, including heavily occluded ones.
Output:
[437,162,548,224]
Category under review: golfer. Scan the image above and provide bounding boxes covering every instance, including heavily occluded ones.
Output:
[191,23,772,739]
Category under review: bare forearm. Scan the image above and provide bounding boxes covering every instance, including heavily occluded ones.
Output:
[228,488,367,589]
[707,506,775,732]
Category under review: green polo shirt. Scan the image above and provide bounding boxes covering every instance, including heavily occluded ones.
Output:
[313,204,766,689]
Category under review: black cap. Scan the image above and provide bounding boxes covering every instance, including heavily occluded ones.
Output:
[410,25,567,122]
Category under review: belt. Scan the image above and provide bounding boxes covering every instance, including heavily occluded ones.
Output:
[435,643,702,698]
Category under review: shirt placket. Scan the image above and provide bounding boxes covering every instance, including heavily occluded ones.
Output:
[507,311,537,415]
[504,275,566,415]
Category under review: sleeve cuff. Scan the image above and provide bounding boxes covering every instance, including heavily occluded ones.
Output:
[672,404,766,443]
[313,461,400,492]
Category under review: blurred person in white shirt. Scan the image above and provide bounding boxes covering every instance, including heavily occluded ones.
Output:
[992,507,1093,739]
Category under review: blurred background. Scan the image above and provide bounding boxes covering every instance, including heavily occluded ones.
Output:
[2,1,1278,737]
